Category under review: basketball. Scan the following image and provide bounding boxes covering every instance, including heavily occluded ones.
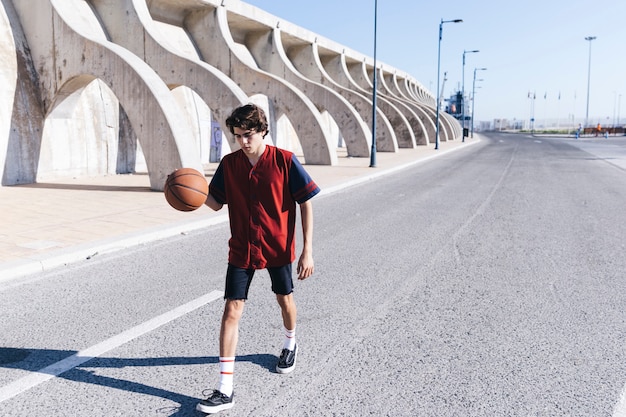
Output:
[164,168,208,211]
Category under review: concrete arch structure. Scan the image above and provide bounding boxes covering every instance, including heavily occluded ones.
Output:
[0,0,43,185]
[354,62,415,149]
[245,26,371,158]
[380,68,448,144]
[372,66,430,147]
[10,0,203,190]
[0,0,462,187]
[318,51,397,152]
[184,3,336,165]
[90,0,249,152]
[283,40,373,156]
[382,70,435,146]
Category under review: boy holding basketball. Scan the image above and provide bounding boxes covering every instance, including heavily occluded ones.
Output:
[198,103,320,414]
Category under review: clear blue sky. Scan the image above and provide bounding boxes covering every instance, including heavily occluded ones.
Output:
[243,0,625,127]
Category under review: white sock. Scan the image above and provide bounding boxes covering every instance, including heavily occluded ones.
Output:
[283,326,296,351]
[218,356,235,397]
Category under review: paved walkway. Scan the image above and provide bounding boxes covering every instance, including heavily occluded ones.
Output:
[0,140,476,282]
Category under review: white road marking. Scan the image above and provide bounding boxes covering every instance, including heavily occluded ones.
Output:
[614,375,626,416]
[0,290,223,404]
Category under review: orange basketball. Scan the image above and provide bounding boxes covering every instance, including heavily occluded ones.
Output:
[164,168,208,212]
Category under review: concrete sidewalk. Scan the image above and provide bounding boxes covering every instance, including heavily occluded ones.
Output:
[0,139,477,282]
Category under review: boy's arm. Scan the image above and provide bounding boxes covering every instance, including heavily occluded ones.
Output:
[204,193,224,211]
[297,200,314,280]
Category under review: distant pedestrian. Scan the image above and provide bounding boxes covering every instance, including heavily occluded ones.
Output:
[596,123,602,137]
[576,123,582,139]
[197,103,320,414]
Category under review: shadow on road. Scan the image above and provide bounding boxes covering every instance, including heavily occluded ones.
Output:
[0,347,276,416]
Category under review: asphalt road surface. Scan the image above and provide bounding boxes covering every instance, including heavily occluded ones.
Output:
[1,132,626,416]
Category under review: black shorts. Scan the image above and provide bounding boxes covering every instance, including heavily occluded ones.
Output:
[224,263,294,300]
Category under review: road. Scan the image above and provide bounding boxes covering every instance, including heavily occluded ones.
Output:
[1,132,626,416]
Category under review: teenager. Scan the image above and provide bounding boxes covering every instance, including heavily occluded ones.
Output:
[197,103,320,414]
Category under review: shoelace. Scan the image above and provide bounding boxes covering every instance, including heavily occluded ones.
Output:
[201,389,222,399]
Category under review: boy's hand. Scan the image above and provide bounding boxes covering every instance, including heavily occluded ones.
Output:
[297,251,314,280]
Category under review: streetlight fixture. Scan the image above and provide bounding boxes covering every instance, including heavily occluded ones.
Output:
[584,36,596,128]
[435,18,463,150]
[370,0,378,167]
[462,49,479,142]
[471,67,487,138]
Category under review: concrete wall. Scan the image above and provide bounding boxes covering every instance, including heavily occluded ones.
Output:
[0,0,460,190]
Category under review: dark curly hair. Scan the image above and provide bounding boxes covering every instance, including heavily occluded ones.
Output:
[225,104,269,138]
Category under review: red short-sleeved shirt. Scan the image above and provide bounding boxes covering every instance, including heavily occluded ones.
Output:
[209,145,320,269]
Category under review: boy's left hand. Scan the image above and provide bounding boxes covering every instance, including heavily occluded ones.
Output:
[297,252,314,280]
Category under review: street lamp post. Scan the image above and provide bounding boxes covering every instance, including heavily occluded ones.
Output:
[471,67,487,138]
[369,0,378,167]
[584,36,596,128]
[619,94,622,130]
[435,18,463,150]
[462,49,479,142]
[614,91,618,132]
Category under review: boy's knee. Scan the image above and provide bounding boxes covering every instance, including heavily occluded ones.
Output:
[223,299,245,321]
[276,294,295,310]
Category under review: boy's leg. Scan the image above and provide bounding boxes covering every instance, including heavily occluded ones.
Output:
[218,299,244,396]
[268,264,299,373]
[197,266,253,413]
[276,293,297,332]
[275,293,298,373]
[197,301,243,414]
[268,264,296,331]
[220,299,245,358]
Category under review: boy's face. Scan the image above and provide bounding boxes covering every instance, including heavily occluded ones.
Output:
[233,126,266,157]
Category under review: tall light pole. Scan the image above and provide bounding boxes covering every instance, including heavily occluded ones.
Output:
[435,18,463,150]
[369,0,378,167]
[462,49,479,142]
[584,36,596,128]
[471,67,486,138]
[619,94,622,129]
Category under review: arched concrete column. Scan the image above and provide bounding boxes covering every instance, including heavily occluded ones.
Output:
[0,0,43,186]
[386,72,411,101]
[388,74,438,146]
[309,45,397,154]
[404,103,436,146]
[448,112,462,138]
[412,82,434,106]
[401,80,455,143]
[0,0,17,181]
[406,82,421,102]
[245,27,371,158]
[185,5,336,165]
[351,62,414,149]
[403,79,435,107]
[438,112,457,142]
[375,68,432,147]
[375,71,423,147]
[396,79,436,114]
[285,41,372,156]
[15,0,203,190]
[387,74,436,145]
[393,78,441,143]
[320,53,397,152]
[90,0,248,152]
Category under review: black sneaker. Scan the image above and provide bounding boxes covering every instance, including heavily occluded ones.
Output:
[196,390,234,414]
[276,344,297,374]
